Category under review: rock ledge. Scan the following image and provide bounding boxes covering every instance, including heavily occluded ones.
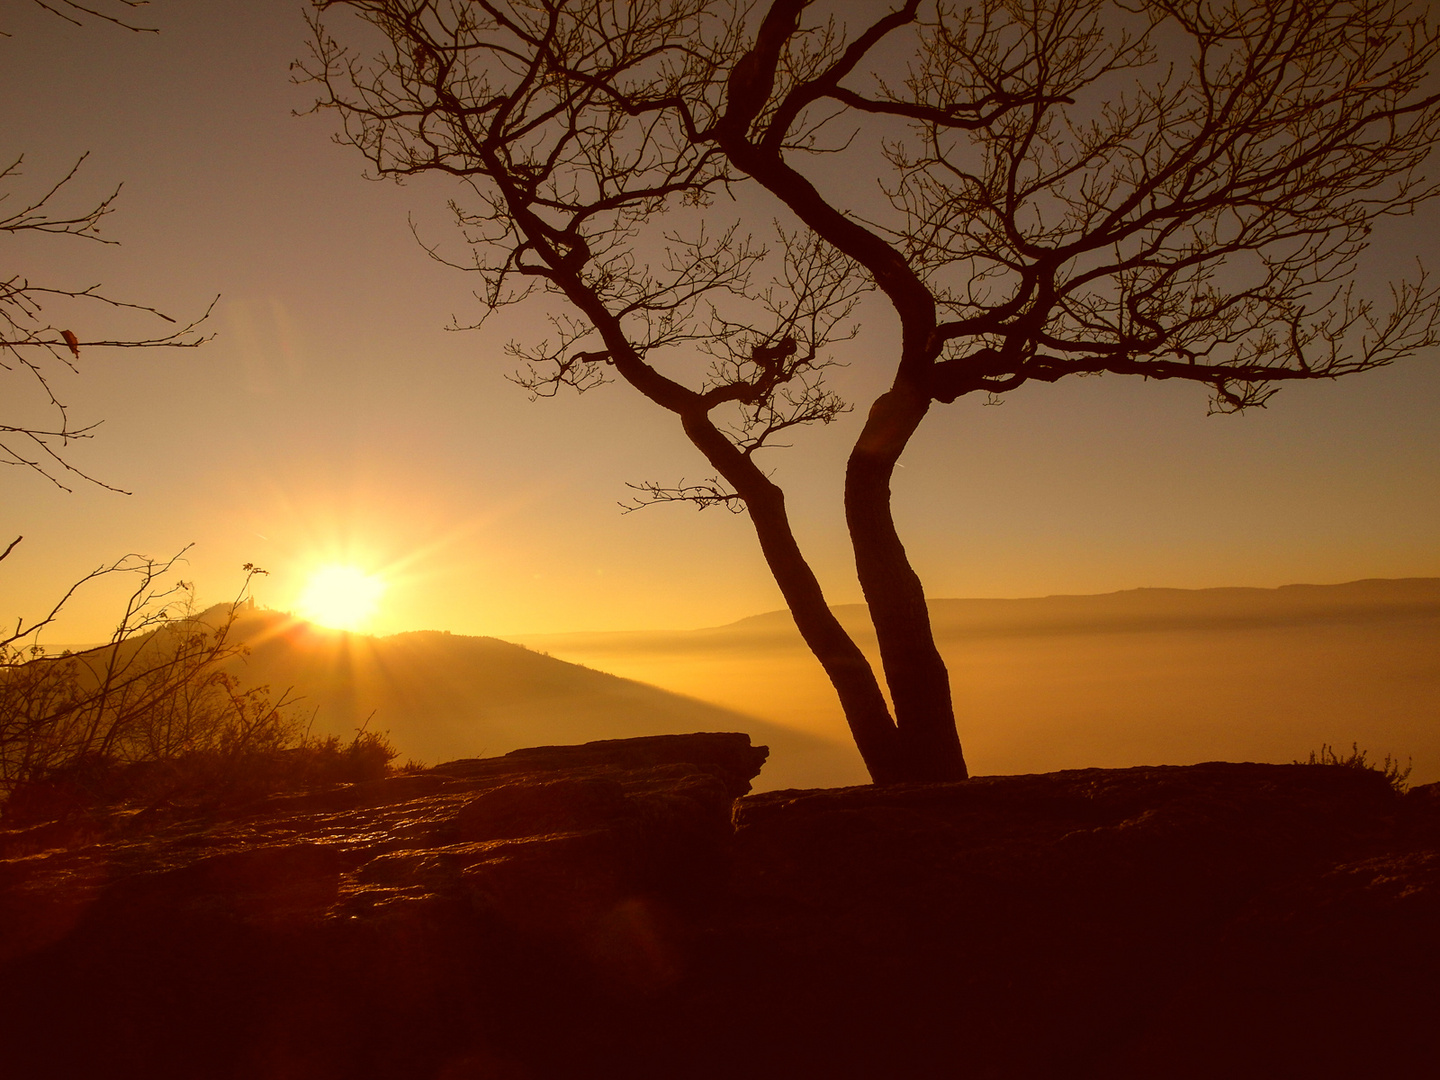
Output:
[2,738,1436,1080]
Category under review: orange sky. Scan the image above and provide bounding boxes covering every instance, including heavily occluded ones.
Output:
[4,1,1439,645]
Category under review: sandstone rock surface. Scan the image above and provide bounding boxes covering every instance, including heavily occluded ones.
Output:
[1,735,1435,1079]
[0,733,766,1079]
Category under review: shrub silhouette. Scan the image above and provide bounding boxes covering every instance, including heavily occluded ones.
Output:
[1299,741,1413,794]
[1,730,403,825]
[2,559,404,824]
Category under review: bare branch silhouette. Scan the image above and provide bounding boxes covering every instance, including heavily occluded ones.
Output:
[2,22,212,489]
[21,0,156,34]
[0,557,303,800]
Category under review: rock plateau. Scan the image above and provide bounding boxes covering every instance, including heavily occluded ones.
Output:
[1,732,1436,1078]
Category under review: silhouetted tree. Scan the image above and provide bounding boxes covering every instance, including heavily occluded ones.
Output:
[303,0,1440,783]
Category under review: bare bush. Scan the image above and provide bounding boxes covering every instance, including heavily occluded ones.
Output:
[1299,741,1413,794]
[0,555,299,810]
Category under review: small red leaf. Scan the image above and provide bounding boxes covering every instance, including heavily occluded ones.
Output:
[61,330,80,359]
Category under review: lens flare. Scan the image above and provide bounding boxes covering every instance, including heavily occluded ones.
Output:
[296,564,385,631]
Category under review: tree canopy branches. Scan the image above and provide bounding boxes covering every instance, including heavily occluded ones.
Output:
[303,0,1440,783]
[22,0,156,34]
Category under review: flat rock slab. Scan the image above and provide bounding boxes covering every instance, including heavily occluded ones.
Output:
[1,742,1435,1080]
[0,732,766,1080]
[693,763,1438,1079]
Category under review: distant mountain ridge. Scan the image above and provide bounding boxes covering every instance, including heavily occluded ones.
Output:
[34,578,1438,793]
[511,577,1440,788]
[511,577,1440,659]
[713,577,1440,640]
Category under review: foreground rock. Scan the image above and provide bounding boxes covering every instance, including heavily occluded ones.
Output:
[0,736,1436,1079]
[0,733,766,1080]
[714,763,1440,1079]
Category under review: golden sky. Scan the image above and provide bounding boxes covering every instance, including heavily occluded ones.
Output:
[4,1,1439,644]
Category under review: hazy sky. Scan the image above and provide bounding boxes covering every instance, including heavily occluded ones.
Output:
[4,0,1439,644]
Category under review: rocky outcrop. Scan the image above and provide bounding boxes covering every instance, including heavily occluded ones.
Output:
[705,763,1438,1079]
[1,737,1436,1079]
[0,733,766,1080]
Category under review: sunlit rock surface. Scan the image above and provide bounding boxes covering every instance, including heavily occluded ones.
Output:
[0,737,1436,1079]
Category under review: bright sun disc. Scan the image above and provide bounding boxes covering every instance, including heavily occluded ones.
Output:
[296,565,385,631]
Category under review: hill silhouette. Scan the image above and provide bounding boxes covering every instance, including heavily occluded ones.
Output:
[216,608,843,791]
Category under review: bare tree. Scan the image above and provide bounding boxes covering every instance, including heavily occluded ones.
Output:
[1,158,213,490]
[302,0,1440,783]
[2,2,210,490]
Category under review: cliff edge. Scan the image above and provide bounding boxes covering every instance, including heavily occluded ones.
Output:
[1,734,1435,1078]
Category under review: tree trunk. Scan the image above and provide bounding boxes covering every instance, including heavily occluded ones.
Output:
[845,386,968,782]
[678,414,910,783]
[746,484,912,783]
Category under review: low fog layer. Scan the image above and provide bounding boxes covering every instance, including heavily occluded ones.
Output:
[513,579,1440,787]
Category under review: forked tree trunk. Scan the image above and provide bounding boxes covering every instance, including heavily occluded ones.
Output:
[677,413,913,783]
[683,395,967,785]
[846,387,968,782]
[707,1,967,782]
[745,486,913,783]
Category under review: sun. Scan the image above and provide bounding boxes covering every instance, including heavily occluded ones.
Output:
[296,564,386,632]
